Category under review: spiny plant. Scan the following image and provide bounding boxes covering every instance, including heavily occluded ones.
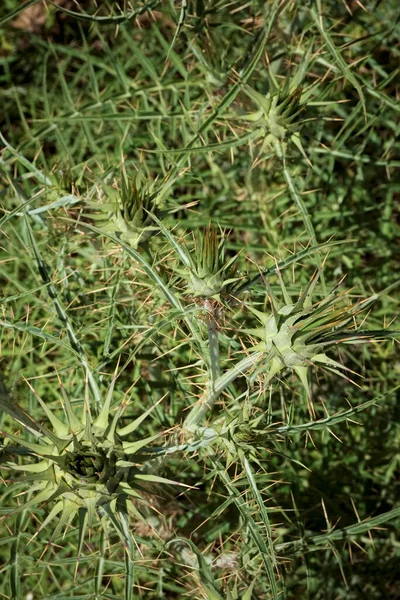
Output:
[1,0,399,598]
[241,44,319,160]
[183,265,398,429]
[244,268,396,399]
[94,168,161,249]
[0,373,184,597]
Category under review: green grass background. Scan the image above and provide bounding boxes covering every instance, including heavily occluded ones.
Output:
[0,1,399,598]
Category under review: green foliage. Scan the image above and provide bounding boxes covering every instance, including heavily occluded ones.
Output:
[245,270,398,397]
[0,1,399,599]
[94,168,161,249]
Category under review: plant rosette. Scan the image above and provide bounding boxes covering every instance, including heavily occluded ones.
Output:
[244,270,396,398]
[0,376,181,551]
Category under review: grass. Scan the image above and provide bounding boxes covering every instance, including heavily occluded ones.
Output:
[0,1,399,599]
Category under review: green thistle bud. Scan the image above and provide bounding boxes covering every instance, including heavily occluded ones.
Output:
[246,86,304,141]
[245,269,396,397]
[185,226,240,299]
[93,168,160,249]
[112,173,158,246]
[0,375,177,553]
[242,46,319,160]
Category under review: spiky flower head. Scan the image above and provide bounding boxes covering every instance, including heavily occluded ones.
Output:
[97,168,160,249]
[242,46,317,160]
[245,85,304,145]
[246,268,396,397]
[0,373,175,554]
[185,226,240,299]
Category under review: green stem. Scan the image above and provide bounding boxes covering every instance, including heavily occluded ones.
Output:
[213,459,279,599]
[46,0,160,24]
[207,316,221,384]
[281,154,326,293]
[276,506,400,554]
[183,351,262,429]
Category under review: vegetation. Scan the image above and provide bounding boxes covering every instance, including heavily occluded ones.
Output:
[0,1,399,598]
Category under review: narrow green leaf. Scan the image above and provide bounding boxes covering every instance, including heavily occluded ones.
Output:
[122,433,161,455]
[0,319,71,351]
[29,501,64,541]
[95,527,107,600]
[276,506,400,554]
[117,398,163,437]
[24,380,69,439]
[311,6,366,117]
[242,456,277,568]
[58,378,83,434]
[134,473,191,488]
[93,367,118,432]
[214,460,279,599]
[0,384,61,444]
[276,384,400,434]
[77,507,88,560]
[1,431,55,455]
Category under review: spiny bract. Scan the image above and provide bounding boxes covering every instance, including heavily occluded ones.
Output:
[96,169,160,249]
[185,226,240,299]
[245,268,393,397]
[0,373,172,550]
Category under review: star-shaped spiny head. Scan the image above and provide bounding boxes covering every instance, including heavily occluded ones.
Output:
[244,267,396,398]
[0,371,172,554]
[185,225,241,300]
[90,167,161,249]
[242,44,322,160]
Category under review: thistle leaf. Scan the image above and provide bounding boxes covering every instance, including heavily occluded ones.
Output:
[6,485,59,517]
[0,384,61,445]
[23,380,69,440]
[1,431,55,456]
[93,370,117,433]
[77,507,88,561]
[122,433,161,455]
[29,501,64,542]
[134,473,191,488]
[117,398,163,437]
[58,378,83,434]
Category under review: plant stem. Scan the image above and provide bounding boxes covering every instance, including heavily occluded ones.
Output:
[213,458,279,599]
[275,505,400,554]
[281,154,326,293]
[183,351,262,429]
[207,313,221,384]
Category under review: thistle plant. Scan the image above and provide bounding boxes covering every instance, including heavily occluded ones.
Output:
[97,169,160,249]
[0,375,176,579]
[1,1,399,598]
[246,270,395,398]
[242,46,318,160]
